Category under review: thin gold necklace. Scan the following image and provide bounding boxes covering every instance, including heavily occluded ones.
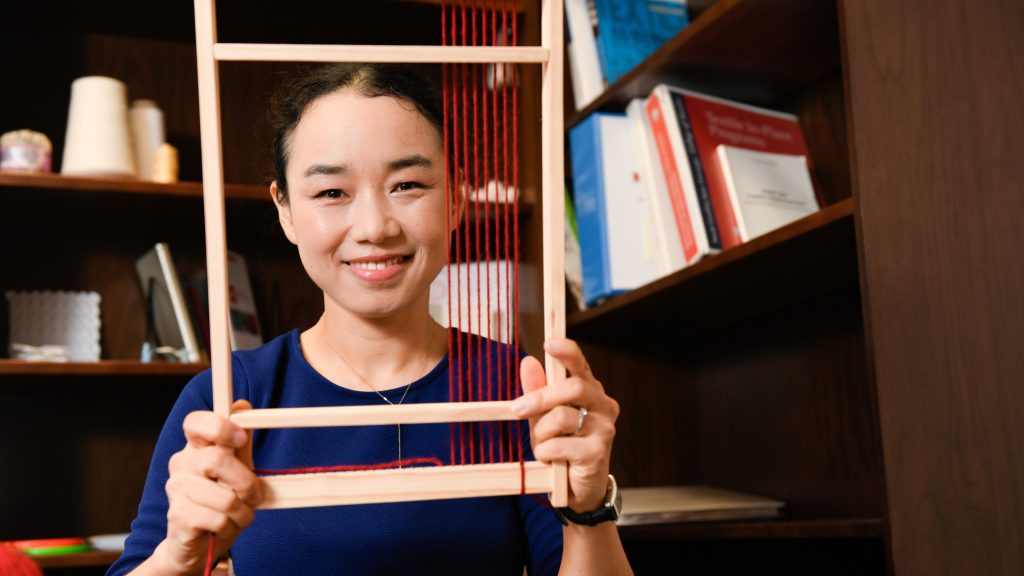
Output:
[323,327,436,466]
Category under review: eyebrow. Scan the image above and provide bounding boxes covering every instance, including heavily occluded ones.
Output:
[303,163,347,178]
[301,155,433,179]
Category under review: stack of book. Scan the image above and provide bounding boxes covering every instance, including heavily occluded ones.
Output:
[569,85,822,306]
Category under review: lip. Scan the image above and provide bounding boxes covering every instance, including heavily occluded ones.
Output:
[344,254,411,283]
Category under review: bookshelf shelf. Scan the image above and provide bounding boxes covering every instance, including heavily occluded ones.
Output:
[0,172,268,201]
[0,360,207,377]
[31,550,122,569]
[568,198,856,340]
[618,517,883,541]
[567,0,840,128]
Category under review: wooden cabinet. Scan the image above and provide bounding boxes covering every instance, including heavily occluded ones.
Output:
[564,1,1023,575]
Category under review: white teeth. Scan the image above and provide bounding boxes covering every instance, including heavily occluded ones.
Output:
[349,257,403,270]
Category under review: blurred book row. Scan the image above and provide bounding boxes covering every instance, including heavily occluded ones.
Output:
[566,84,821,308]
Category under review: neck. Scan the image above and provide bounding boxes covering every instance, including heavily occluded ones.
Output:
[302,301,446,393]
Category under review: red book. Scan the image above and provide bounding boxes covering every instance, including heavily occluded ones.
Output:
[669,87,816,249]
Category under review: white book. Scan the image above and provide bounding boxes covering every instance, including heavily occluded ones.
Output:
[136,243,201,362]
[626,98,685,276]
[715,145,819,241]
[644,85,716,265]
[565,0,605,110]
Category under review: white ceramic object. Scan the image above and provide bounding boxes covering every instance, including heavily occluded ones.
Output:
[129,99,165,181]
[61,76,136,177]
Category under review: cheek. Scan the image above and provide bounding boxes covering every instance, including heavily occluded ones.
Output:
[292,208,347,253]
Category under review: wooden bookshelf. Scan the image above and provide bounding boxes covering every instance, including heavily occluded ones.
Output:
[618,517,883,541]
[0,172,268,200]
[568,199,856,340]
[566,0,840,127]
[0,360,207,377]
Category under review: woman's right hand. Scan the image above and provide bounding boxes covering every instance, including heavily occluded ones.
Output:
[152,400,262,575]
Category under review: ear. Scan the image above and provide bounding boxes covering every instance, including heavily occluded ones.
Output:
[271,181,298,246]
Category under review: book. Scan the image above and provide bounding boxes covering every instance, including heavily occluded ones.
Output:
[616,485,784,526]
[593,0,690,85]
[716,145,820,241]
[644,86,719,266]
[570,112,661,306]
[136,243,202,362]
[626,98,686,276]
[565,0,606,110]
[564,186,587,310]
[226,250,263,351]
[665,87,817,249]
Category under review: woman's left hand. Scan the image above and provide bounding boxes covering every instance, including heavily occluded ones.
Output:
[513,338,620,512]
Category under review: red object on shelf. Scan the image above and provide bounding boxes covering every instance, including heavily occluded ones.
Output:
[0,544,43,576]
[5,538,86,551]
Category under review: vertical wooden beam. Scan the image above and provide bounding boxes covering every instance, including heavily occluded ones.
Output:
[541,0,568,508]
[193,0,233,417]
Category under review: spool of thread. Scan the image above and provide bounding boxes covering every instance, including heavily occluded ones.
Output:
[61,76,136,177]
[153,143,179,183]
[129,99,165,181]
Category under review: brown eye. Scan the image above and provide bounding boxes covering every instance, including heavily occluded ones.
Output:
[317,189,344,199]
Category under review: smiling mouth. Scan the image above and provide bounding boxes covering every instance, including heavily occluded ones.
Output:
[345,255,411,270]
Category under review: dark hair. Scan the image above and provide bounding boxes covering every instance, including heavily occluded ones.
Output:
[268,63,444,204]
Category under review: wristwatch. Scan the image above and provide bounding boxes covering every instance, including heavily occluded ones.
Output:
[554,474,621,526]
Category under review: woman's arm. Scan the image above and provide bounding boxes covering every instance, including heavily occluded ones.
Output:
[513,339,633,576]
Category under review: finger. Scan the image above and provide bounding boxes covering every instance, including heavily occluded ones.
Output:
[518,355,547,396]
[529,405,584,443]
[183,410,247,450]
[181,445,262,507]
[168,493,238,540]
[230,400,256,470]
[179,475,256,531]
[511,375,600,420]
[543,338,594,381]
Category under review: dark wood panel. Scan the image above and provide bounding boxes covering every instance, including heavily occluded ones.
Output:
[844,1,1024,574]
[623,537,886,576]
[577,340,701,488]
[0,376,186,540]
[692,288,883,520]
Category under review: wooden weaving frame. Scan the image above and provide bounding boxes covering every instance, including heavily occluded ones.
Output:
[193,0,568,509]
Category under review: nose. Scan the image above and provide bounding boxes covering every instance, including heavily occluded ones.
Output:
[349,190,400,244]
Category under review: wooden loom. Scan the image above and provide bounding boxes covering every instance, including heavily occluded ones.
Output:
[192,0,567,510]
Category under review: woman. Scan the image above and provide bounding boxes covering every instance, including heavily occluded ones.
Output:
[109,64,631,576]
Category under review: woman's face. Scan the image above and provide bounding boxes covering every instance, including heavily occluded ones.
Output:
[275,89,450,320]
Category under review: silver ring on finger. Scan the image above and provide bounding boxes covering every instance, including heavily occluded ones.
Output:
[574,406,588,436]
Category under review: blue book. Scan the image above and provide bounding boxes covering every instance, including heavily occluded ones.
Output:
[570,113,662,306]
[593,0,690,85]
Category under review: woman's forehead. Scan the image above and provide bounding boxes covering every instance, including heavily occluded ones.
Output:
[288,90,442,169]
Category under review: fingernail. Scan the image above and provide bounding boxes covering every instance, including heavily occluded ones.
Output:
[511,397,534,416]
[233,430,247,447]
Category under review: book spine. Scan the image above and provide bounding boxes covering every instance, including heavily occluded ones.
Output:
[569,115,613,305]
[565,0,605,110]
[671,91,722,250]
[644,90,701,264]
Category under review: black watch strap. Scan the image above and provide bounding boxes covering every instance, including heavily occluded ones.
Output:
[553,475,621,526]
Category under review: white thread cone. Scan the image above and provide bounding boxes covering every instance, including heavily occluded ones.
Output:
[129,99,165,181]
[61,76,137,177]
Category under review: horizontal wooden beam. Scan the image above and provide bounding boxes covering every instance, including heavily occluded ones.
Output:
[231,400,519,428]
[259,461,553,509]
[214,44,549,63]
